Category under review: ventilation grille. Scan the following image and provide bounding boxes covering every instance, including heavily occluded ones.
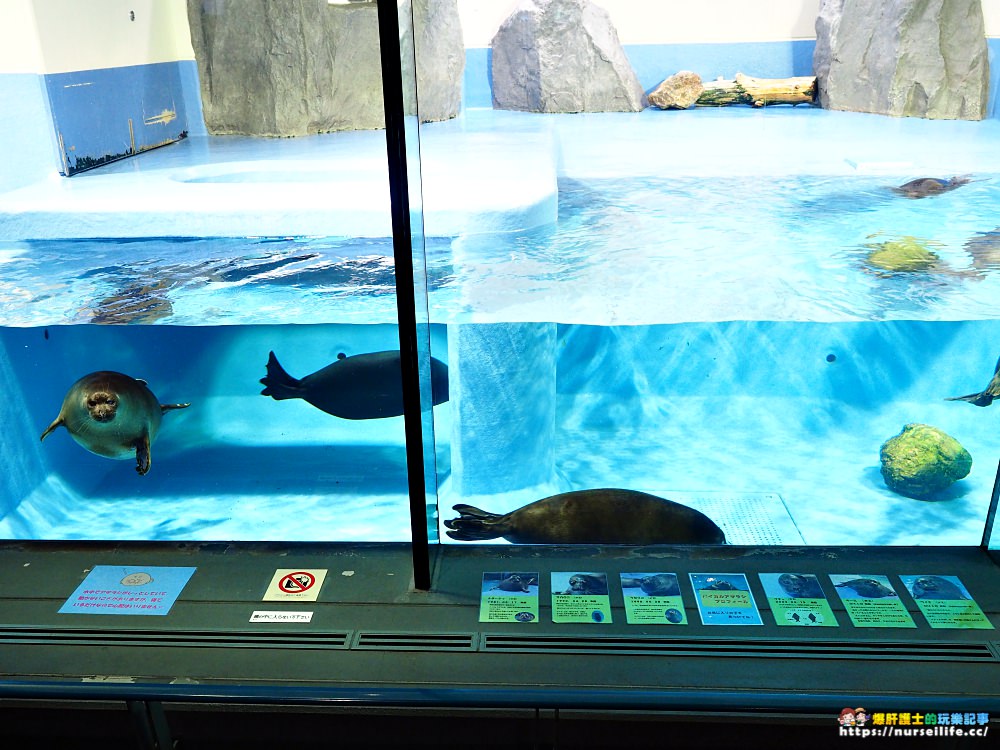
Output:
[352,632,478,651]
[0,627,351,650]
[480,634,999,662]
[1,628,994,662]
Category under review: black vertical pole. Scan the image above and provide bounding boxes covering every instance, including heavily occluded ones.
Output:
[376,0,432,591]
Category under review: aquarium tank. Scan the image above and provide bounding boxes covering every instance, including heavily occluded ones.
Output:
[1,0,1000,564]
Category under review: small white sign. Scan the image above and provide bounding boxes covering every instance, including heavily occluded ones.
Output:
[249,610,313,623]
[263,569,328,602]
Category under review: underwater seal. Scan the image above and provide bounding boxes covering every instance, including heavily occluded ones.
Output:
[947,355,1000,407]
[260,350,449,420]
[444,488,727,545]
[891,176,976,199]
[40,371,189,475]
[834,578,897,598]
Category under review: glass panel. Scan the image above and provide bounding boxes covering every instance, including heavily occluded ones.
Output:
[0,1,429,544]
[410,2,1000,550]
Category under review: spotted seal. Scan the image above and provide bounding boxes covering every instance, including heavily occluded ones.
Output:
[891,176,977,199]
[947,355,1000,407]
[444,488,726,545]
[260,350,449,420]
[40,371,189,475]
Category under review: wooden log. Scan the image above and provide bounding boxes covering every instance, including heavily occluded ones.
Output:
[696,72,816,107]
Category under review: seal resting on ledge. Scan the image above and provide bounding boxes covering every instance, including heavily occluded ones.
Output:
[40,371,189,475]
[444,488,727,545]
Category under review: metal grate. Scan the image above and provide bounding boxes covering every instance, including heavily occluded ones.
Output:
[480,634,999,662]
[0,627,351,650]
[352,632,478,651]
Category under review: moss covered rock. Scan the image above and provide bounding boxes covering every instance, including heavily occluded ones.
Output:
[865,236,940,272]
[879,423,972,499]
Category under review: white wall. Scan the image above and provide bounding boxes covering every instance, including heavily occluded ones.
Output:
[0,0,193,75]
[458,0,1000,47]
[0,0,44,73]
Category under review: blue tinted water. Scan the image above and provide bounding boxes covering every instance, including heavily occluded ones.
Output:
[2,109,1000,547]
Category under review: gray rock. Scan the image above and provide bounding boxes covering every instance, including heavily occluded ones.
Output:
[490,0,646,113]
[879,423,972,500]
[814,0,988,120]
[187,0,463,137]
[648,71,704,110]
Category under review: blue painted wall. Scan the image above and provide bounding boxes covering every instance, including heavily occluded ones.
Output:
[46,61,190,175]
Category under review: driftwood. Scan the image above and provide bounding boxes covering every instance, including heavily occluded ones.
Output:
[697,72,816,107]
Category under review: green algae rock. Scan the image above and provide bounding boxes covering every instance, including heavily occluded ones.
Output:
[879,423,972,499]
[865,236,940,272]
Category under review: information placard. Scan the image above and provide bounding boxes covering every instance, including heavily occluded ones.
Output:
[759,572,839,627]
[59,566,196,616]
[551,572,612,623]
[620,573,686,625]
[689,573,762,625]
[829,574,915,628]
[899,574,994,630]
[479,572,539,623]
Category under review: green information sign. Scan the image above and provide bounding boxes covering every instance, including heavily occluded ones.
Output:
[900,574,994,630]
[830,574,915,628]
[478,572,539,623]
[551,572,612,624]
[759,573,838,627]
[620,573,686,625]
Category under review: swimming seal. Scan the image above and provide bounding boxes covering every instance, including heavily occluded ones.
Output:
[444,489,727,545]
[834,578,897,598]
[891,176,976,199]
[260,350,449,419]
[947,355,1000,407]
[40,371,189,475]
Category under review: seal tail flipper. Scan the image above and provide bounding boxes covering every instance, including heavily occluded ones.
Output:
[259,351,305,401]
[161,402,191,413]
[945,392,994,407]
[40,417,64,442]
[444,504,506,541]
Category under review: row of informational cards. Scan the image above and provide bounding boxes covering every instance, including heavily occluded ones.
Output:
[479,572,994,629]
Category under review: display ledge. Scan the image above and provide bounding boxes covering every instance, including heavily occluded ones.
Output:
[0,541,998,713]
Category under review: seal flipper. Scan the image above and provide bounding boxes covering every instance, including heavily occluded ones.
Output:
[160,402,191,413]
[259,351,306,401]
[444,504,507,541]
[135,433,151,475]
[945,392,995,407]
[40,416,65,442]
[946,355,1000,407]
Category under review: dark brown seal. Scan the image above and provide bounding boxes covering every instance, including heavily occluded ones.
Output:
[444,488,727,545]
[947,355,1000,407]
[40,371,189,475]
[891,176,976,199]
[260,350,449,420]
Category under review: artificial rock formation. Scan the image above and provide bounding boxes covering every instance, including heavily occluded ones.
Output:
[187,0,463,136]
[648,71,704,110]
[490,0,646,113]
[814,0,989,120]
[879,423,972,500]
